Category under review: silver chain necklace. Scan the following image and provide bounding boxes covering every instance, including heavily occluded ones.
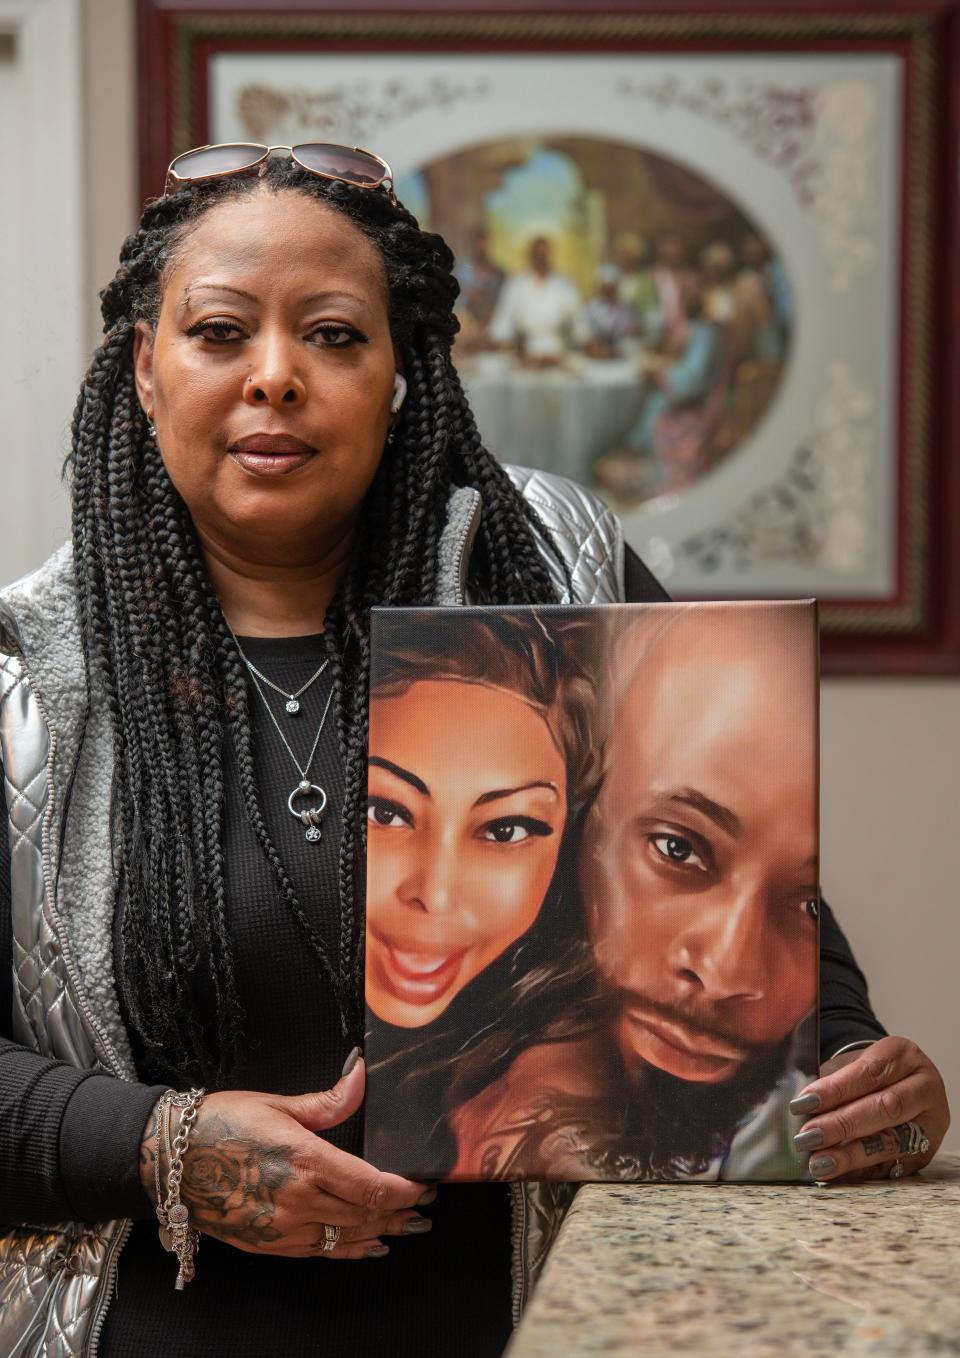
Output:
[229,629,335,844]
[232,638,329,715]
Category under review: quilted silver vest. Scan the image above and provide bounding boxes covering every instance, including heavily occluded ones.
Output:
[0,466,623,1356]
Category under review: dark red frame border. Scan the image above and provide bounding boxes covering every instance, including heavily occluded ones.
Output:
[137,0,960,675]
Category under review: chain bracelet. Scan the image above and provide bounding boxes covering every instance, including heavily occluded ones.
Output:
[153,1091,176,1236]
[154,1090,193,1239]
[160,1086,205,1290]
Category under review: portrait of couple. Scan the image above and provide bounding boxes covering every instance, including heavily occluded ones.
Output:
[363,601,819,1184]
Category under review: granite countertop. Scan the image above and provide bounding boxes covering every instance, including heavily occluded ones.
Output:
[508,1151,960,1357]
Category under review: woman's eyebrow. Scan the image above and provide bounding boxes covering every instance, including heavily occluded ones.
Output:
[302,289,370,309]
[178,283,369,310]
[368,756,429,796]
[176,284,254,314]
[474,782,559,808]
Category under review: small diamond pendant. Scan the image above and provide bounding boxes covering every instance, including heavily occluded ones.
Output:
[305,826,322,843]
[286,698,300,714]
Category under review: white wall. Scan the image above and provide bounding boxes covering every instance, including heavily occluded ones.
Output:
[0,0,87,585]
[6,0,957,1139]
[821,683,960,1130]
[82,0,137,357]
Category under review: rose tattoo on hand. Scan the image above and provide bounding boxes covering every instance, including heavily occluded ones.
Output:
[137,1074,429,1261]
[182,1113,294,1246]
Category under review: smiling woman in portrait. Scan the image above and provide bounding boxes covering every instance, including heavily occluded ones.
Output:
[363,609,598,1176]
[367,681,567,1027]
[366,612,591,1030]
[0,141,947,1358]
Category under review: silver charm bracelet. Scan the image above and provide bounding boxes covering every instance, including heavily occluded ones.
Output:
[154,1086,205,1290]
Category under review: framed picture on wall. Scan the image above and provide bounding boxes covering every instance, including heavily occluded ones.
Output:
[137,0,960,674]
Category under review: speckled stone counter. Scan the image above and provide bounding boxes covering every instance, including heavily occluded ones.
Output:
[508,1152,960,1357]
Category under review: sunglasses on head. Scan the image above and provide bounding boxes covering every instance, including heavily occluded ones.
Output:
[163,142,397,204]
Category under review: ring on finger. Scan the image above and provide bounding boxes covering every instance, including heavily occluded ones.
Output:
[893,1121,930,1156]
[889,1158,904,1179]
[320,1223,341,1253]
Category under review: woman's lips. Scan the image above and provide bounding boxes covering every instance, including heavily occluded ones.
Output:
[227,433,318,477]
[375,937,468,1007]
[228,449,315,477]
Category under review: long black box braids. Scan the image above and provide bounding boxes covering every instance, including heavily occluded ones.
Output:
[65,161,566,1083]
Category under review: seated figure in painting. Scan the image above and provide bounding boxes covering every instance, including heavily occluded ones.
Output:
[612,232,660,342]
[579,264,637,359]
[453,225,506,351]
[450,604,819,1181]
[487,235,583,366]
[594,290,733,499]
[698,240,737,329]
[732,233,790,364]
[363,610,599,1177]
[648,229,700,354]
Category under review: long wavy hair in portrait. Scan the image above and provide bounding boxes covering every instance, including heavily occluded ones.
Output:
[364,607,602,1178]
[65,160,568,1084]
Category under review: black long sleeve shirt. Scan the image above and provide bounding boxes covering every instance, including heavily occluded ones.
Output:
[0,547,886,1356]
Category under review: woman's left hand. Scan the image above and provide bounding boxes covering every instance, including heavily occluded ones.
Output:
[791,1036,951,1182]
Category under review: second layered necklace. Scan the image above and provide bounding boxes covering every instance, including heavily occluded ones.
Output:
[231,634,334,844]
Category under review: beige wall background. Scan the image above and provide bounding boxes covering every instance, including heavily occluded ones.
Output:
[3,0,956,1134]
[820,684,959,1130]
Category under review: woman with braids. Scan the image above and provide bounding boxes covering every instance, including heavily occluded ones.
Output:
[0,141,923,1357]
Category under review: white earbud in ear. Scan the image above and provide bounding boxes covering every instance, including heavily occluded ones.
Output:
[390,372,407,415]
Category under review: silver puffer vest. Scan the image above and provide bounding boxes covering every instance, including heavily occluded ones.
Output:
[0,466,624,1357]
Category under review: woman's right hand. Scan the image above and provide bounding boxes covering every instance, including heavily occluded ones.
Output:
[139,1056,432,1260]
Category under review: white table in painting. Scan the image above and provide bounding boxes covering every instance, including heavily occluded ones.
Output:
[458,351,650,484]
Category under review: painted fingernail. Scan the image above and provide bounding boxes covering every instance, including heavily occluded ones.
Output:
[794,1127,825,1150]
[341,1046,362,1077]
[403,1216,433,1235]
[366,1244,390,1258]
[789,1093,821,1116]
[417,1187,438,1206]
[809,1155,837,1175]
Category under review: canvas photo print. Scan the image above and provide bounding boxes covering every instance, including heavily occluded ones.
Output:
[363,602,819,1183]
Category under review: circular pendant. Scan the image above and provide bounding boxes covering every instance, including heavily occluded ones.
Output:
[287,782,328,844]
[286,698,300,714]
[159,1225,174,1252]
